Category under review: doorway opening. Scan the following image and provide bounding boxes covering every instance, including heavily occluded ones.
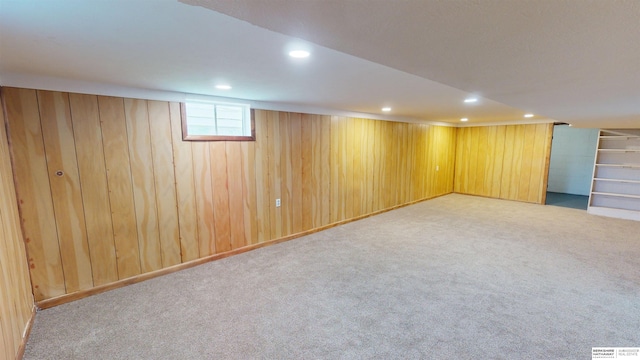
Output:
[546,125,599,210]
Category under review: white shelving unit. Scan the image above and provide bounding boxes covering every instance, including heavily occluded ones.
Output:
[588,129,640,221]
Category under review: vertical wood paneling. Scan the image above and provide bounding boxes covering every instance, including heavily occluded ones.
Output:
[339,117,349,218]
[475,127,488,195]
[411,124,424,200]
[383,122,393,207]
[124,99,162,272]
[445,127,457,194]
[301,115,314,231]
[389,122,400,206]
[352,118,363,217]
[147,101,181,267]
[98,96,142,278]
[408,123,417,200]
[508,125,525,200]
[424,125,432,197]
[290,113,303,234]
[5,88,459,304]
[468,127,480,195]
[462,127,472,194]
[279,112,293,236]
[458,126,471,194]
[226,142,245,250]
[424,125,434,198]
[344,118,355,218]
[191,142,215,256]
[453,127,464,193]
[301,114,331,230]
[373,120,383,208]
[431,126,439,196]
[421,125,430,198]
[4,87,65,300]
[362,119,374,211]
[490,126,506,198]
[240,140,257,245]
[38,91,94,292]
[405,124,416,202]
[168,102,199,262]
[320,116,331,226]
[330,116,341,222]
[434,127,444,195]
[211,142,231,253]
[69,93,118,287]
[254,110,270,243]
[267,111,282,239]
[397,123,408,203]
[455,123,553,204]
[336,117,353,220]
[436,126,453,196]
[529,124,553,204]
[0,89,34,360]
[436,126,445,195]
[483,126,497,196]
[517,124,536,201]
[500,126,516,199]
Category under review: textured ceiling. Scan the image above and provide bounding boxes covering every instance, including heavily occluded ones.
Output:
[1,0,639,127]
[184,0,640,128]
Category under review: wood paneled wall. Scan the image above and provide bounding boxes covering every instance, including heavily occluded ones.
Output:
[1,93,34,360]
[454,124,553,204]
[2,87,456,302]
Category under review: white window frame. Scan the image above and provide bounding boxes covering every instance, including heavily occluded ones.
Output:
[181,100,254,141]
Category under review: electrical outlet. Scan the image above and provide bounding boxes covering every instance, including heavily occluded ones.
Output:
[436,165,440,171]
[275,198,281,207]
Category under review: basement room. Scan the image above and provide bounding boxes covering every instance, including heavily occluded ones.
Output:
[1,1,639,359]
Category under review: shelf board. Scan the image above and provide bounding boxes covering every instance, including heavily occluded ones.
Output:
[591,191,640,199]
[600,135,640,140]
[595,164,640,169]
[598,149,640,153]
[594,178,640,184]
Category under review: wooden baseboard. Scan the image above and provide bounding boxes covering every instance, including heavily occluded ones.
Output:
[36,193,449,309]
[15,305,36,360]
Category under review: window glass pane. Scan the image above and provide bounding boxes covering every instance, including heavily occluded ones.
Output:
[183,101,252,140]
[217,118,243,128]
[187,123,217,135]
[216,105,244,120]
[186,102,216,118]
[217,127,244,136]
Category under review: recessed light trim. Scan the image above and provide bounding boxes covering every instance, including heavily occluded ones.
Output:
[460,118,468,122]
[382,107,392,112]
[524,113,534,118]
[464,98,478,103]
[215,85,232,90]
[289,50,310,58]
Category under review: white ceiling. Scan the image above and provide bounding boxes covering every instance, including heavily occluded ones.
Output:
[1,0,639,128]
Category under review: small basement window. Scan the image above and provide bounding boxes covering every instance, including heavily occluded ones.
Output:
[181,101,254,141]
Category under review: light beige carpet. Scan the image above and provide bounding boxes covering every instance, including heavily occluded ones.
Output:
[24,194,640,359]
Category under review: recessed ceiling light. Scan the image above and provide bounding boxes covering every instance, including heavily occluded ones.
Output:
[382,107,392,112]
[215,85,232,90]
[460,118,468,122]
[464,98,478,103]
[524,113,534,118]
[289,50,310,58]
